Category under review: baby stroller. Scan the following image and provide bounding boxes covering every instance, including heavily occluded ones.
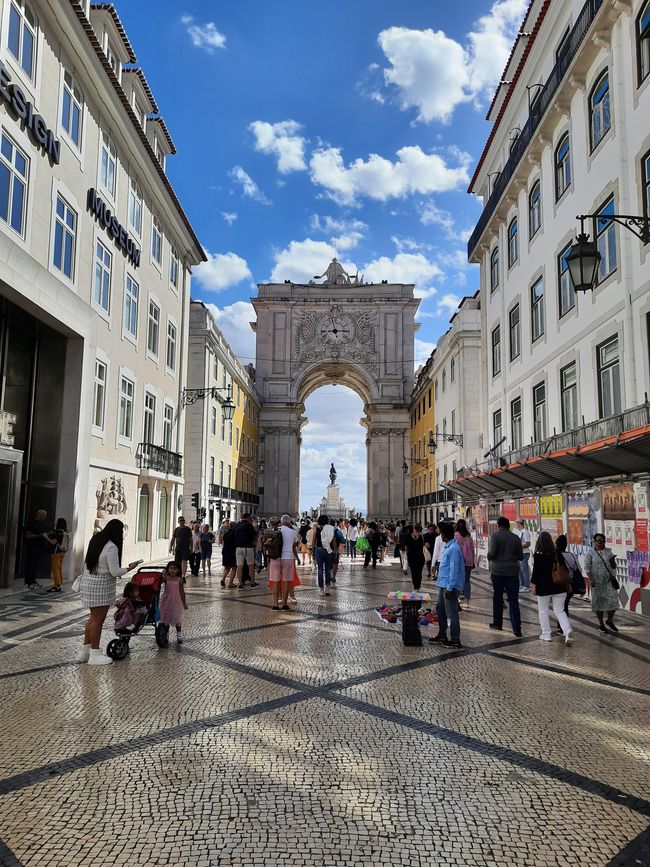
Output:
[106,566,168,660]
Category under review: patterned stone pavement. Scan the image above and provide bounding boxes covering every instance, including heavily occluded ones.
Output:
[1,555,649,867]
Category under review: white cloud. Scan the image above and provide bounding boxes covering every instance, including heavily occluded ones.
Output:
[362,252,441,299]
[181,15,226,52]
[193,251,252,293]
[229,166,272,205]
[436,292,462,316]
[309,145,469,205]
[377,0,528,123]
[415,338,436,368]
[310,215,367,250]
[249,120,307,174]
[269,238,357,284]
[221,211,238,225]
[205,301,256,362]
[420,201,456,236]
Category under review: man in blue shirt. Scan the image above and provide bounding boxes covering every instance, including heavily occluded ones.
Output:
[429,522,465,648]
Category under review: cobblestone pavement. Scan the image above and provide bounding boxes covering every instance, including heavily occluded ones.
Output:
[1,556,649,867]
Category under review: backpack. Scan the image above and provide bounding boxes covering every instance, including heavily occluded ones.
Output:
[262,529,282,560]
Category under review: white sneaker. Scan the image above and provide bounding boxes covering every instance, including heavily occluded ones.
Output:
[319,589,326,596]
[519,587,529,592]
[564,632,574,645]
[87,649,112,665]
[77,643,91,663]
[539,634,552,642]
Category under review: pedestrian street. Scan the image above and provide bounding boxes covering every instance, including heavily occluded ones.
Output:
[1,556,649,867]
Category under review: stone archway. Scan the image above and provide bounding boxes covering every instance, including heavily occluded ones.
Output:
[252,260,419,519]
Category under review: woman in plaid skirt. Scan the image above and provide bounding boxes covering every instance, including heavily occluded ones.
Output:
[78,520,141,665]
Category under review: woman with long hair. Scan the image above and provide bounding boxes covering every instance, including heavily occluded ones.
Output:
[78,519,141,665]
[555,534,583,626]
[530,531,574,644]
[404,523,426,591]
[454,518,474,608]
[48,517,70,593]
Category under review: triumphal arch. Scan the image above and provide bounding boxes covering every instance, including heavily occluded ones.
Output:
[252,259,420,519]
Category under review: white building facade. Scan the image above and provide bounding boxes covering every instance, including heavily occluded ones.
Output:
[0,0,204,585]
[449,0,650,611]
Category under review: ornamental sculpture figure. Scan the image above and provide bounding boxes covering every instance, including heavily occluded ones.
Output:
[329,462,337,485]
[314,257,364,286]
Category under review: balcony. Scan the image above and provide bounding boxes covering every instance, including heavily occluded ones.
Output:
[136,443,183,477]
[407,489,455,509]
[209,483,259,506]
[468,0,605,258]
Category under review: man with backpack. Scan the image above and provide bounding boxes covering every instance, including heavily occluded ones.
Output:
[234,513,259,590]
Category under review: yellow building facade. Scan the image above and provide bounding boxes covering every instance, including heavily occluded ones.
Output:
[409,355,436,526]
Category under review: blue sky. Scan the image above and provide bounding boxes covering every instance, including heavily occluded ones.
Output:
[119,0,527,513]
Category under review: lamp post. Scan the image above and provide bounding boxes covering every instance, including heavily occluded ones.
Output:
[427,431,463,452]
[567,213,650,294]
[179,384,235,420]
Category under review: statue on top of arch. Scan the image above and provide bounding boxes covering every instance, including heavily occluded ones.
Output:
[313,257,364,286]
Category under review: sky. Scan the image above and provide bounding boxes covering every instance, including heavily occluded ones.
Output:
[118,0,528,513]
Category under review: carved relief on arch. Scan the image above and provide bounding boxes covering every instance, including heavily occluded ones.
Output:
[293,306,379,370]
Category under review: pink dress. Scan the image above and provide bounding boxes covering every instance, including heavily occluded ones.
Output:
[160,579,184,626]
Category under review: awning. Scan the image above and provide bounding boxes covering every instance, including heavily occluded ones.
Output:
[445,423,650,501]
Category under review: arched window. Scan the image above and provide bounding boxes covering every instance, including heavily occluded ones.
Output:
[157,487,169,539]
[507,217,518,267]
[590,72,611,150]
[529,180,541,238]
[638,1,650,84]
[490,246,500,292]
[137,484,150,542]
[555,134,571,200]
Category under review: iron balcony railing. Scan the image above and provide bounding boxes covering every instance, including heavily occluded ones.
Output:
[455,401,650,480]
[467,0,604,258]
[408,489,455,509]
[209,483,259,506]
[136,442,183,477]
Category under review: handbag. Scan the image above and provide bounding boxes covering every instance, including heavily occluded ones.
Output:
[595,549,620,590]
[356,536,370,553]
[424,546,432,563]
[564,553,586,595]
[71,574,82,592]
[552,556,572,591]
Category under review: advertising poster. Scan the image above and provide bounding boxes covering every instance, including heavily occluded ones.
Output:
[635,519,649,552]
[473,504,489,569]
[627,551,648,586]
[519,497,538,532]
[539,494,563,538]
[602,483,635,552]
[567,492,598,549]
[502,500,517,523]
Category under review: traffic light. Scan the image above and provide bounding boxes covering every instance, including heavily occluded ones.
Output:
[191,492,200,509]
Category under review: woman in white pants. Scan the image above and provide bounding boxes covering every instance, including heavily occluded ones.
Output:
[531,531,574,645]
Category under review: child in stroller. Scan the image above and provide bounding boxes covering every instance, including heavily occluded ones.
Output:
[106,566,166,660]
[114,582,147,631]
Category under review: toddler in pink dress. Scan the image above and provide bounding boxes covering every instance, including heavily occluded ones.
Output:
[160,561,188,643]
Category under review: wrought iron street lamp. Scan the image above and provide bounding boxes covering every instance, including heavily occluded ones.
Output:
[428,430,463,452]
[568,213,650,294]
[180,384,235,420]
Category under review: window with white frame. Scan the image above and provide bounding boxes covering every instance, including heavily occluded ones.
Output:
[590,72,611,150]
[558,244,575,317]
[93,359,106,430]
[0,133,28,236]
[128,177,142,235]
[442,417,447,436]
[163,404,173,450]
[529,180,541,238]
[166,320,176,372]
[530,278,544,342]
[492,409,502,452]
[227,464,231,488]
[99,131,117,199]
[8,0,37,80]
[451,409,456,435]
[533,382,547,442]
[491,324,501,376]
[560,362,579,432]
[170,245,179,289]
[228,421,233,447]
[210,456,215,485]
[510,397,522,450]
[434,379,439,400]
[118,375,134,440]
[597,336,622,418]
[507,217,518,268]
[123,274,139,338]
[509,304,520,361]
[643,150,650,226]
[93,240,111,312]
[211,405,217,436]
[235,427,240,451]
[151,213,162,264]
[490,246,500,292]
[219,461,224,485]
[53,194,76,280]
[596,196,617,283]
[555,134,571,200]
[61,69,83,148]
[442,369,446,392]
[143,392,155,443]
[220,412,226,442]
[450,357,455,383]
[639,1,650,84]
[147,300,160,356]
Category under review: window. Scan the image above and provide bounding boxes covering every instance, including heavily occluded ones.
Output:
[639,1,650,84]
[227,464,231,488]
[99,131,117,199]
[590,72,611,150]
[143,392,155,443]
[61,70,83,147]
[0,133,28,235]
[53,194,76,280]
[166,320,176,372]
[8,0,36,79]
[137,484,150,542]
[510,397,522,450]
[491,324,501,376]
[151,214,162,264]
[219,461,224,485]
[221,412,226,442]
[434,379,439,400]
[442,370,446,392]
[509,305,520,361]
[597,336,622,417]
[529,181,541,238]
[442,417,447,436]
[558,244,575,317]
[211,405,217,436]
[158,487,169,539]
[228,421,233,447]
[210,457,215,485]
[170,245,179,289]
[507,217,518,267]
[493,409,502,451]
[235,427,240,451]
[123,275,139,337]
[555,26,570,63]
[490,247,500,292]
[428,388,431,409]
[451,410,456,435]
[118,376,134,439]
[555,134,571,200]
[128,177,142,235]
[163,404,173,450]
[93,241,111,312]
[560,362,579,432]
[147,300,160,356]
[533,382,546,442]
[643,150,650,224]
[530,278,544,342]
[93,359,106,430]
[596,196,617,283]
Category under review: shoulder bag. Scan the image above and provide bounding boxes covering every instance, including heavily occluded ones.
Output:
[552,556,572,591]
[563,552,586,595]
[595,549,620,590]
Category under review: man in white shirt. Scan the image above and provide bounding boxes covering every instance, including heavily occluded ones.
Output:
[513,520,531,591]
